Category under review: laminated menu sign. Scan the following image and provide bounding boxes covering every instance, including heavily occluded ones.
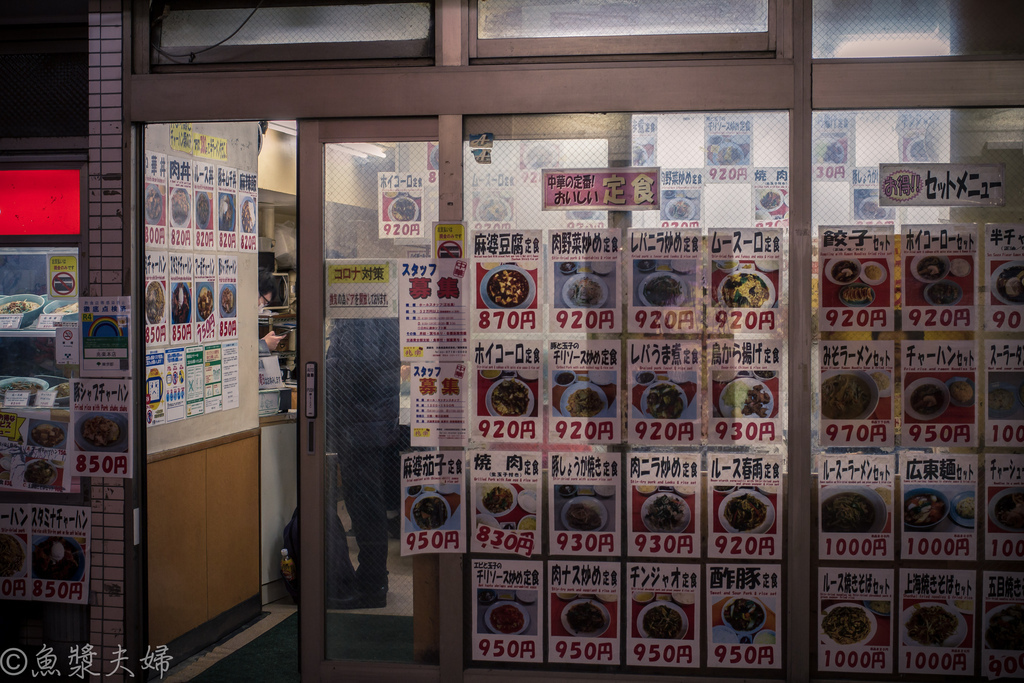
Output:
[167,156,193,250]
[30,504,91,604]
[902,454,976,561]
[143,150,167,249]
[982,571,1024,679]
[216,165,238,252]
[549,452,619,556]
[902,339,977,447]
[548,561,620,665]
[193,160,216,251]
[707,228,782,335]
[705,114,752,179]
[194,254,217,344]
[472,229,541,334]
[819,340,895,447]
[70,378,131,478]
[399,258,468,361]
[379,171,424,239]
[632,116,657,166]
[852,168,894,225]
[550,229,620,333]
[163,346,186,423]
[818,567,894,673]
[471,558,543,663]
[237,170,258,252]
[400,451,464,556]
[473,341,541,445]
[818,226,894,332]
[469,184,515,233]
[708,338,783,446]
[898,568,975,675]
[627,452,700,559]
[144,251,169,346]
[818,454,894,561]
[627,340,701,445]
[168,252,194,345]
[708,454,782,560]
[985,224,1024,332]
[903,224,978,331]
[626,562,699,668]
[541,168,658,212]
[144,349,166,427]
[658,169,703,228]
[411,361,467,448]
[812,112,853,182]
[627,228,702,334]
[217,255,238,339]
[987,340,1024,447]
[706,563,781,670]
[986,454,1024,561]
[752,168,789,229]
[0,409,70,492]
[549,339,620,444]
[470,451,540,557]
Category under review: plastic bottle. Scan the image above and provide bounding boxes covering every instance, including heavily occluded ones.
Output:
[280,548,295,582]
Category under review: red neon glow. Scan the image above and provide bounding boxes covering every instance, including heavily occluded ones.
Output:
[0,169,81,236]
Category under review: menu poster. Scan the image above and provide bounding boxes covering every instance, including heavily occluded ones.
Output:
[185,345,205,418]
[708,338,783,446]
[144,349,166,427]
[982,571,1024,679]
[659,169,703,228]
[898,112,942,164]
[216,165,238,252]
[549,339,620,444]
[985,224,1024,332]
[852,168,894,225]
[470,189,514,232]
[549,452,620,556]
[626,562,699,668]
[818,226,895,332]
[0,410,70,493]
[705,114,752,178]
[399,259,469,362]
[471,558,543,663]
[707,563,781,670]
[30,504,90,604]
[217,255,238,339]
[168,252,194,345]
[237,170,258,252]
[898,568,974,676]
[753,168,790,229]
[193,160,216,251]
[194,254,217,344]
[627,228,702,334]
[379,172,425,239]
[470,451,541,557]
[903,224,978,331]
[627,340,701,445]
[473,341,541,445]
[69,378,131,478]
[819,340,895,447]
[411,361,467,448]
[818,454,894,561]
[163,346,186,423]
[708,454,782,560]
[472,229,541,334]
[167,156,193,250]
[627,452,700,558]
[143,150,167,249]
[144,251,169,347]
[818,567,893,674]
[707,228,782,335]
[902,454,976,561]
[400,451,464,556]
[203,343,222,413]
[812,112,853,182]
[902,339,978,447]
[632,115,657,167]
[550,229,621,333]
[221,341,239,411]
[548,561,620,665]
[988,340,1024,448]
[0,504,30,598]
[986,454,1024,561]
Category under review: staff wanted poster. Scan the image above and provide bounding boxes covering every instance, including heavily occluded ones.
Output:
[411,361,467,448]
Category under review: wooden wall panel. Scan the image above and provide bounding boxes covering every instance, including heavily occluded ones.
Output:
[205,436,261,617]
[147,451,209,646]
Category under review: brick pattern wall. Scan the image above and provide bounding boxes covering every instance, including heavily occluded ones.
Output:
[88,1,131,680]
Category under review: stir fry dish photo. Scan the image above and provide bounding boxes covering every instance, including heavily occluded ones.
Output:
[488,603,526,635]
[566,387,604,417]
[24,460,58,485]
[563,499,605,531]
[644,382,686,420]
[641,274,687,307]
[197,286,214,321]
[820,373,875,420]
[993,490,1024,530]
[821,604,872,645]
[81,415,122,448]
[723,598,765,633]
[643,493,688,532]
[489,379,531,417]
[720,271,771,308]
[145,281,165,324]
[0,534,26,577]
[904,603,960,647]
[412,495,449,530]
[565,275,605,307]
[169,188,190,227]
[480,484,514,515]
[722,493,769,532]
[641,604,685,639]
[986,604,1024,651]
[565,600,608,635]
[821,491,877,533]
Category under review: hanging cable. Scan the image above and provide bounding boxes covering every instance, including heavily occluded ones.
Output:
[152,1,265,64]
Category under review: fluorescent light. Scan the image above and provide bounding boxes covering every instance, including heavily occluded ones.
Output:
[267,120,297,136]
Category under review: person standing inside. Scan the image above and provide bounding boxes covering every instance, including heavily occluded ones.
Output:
[258,268,286,354]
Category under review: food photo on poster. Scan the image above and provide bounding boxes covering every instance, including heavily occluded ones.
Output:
[818,340,894,448]
[548,452,619,556]
[708,338,783,446]
[627,339,700,445]
[549,229,621,333]
[986,224,1024,332]
[982,570,1024,677]
[400,451,464,556]
[472,342,541,445]
[626,562,699,668]
[818,226,894,331]
[548,560,620,664]
[901,339,977,448]
[817,453,894,561]
[549,339,620,444]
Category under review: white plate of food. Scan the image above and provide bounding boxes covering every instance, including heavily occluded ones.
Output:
[562,272,609,308]
[662,196,695,221]
[859,261,887,286]
[481,264,535,309]
[903,488,950,530]
[486,378,534,418]
[718,378,774,419]
[819,370,879,421]
[0,533,28,578]
[720,597,767,635]
[145,281,166,325]
[719,490,775,534]
[477,482,518,516]
[910,254,951,284]
[74,412,128,452]
[410,493,451,531]
[641,492,690,533]
[638,272,691,308]
[561,598,611,637]
[717,270,776,308]
[169,188,190,228]
[984,603,1024,651]
[989,488,1024,533]
[819,486,888,534]
[560,496,608,532]
[638,600,688,640]
[949,491,975,528]
[824,258,862,286]
[904,377,950,421]
[901,602,966,648]
[640,382,688,420]
[219,284,237,318]
[517,489,537,514]
[820,602,877,645]
[992,261,1024,305]
[485,601,530,636]
[559,382,609,418]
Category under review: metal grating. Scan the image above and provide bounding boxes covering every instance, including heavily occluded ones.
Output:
[0,53,87,138]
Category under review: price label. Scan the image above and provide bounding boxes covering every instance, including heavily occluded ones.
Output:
[0,315,23,329]
[35,390,57,408]
[3,391,30,408]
